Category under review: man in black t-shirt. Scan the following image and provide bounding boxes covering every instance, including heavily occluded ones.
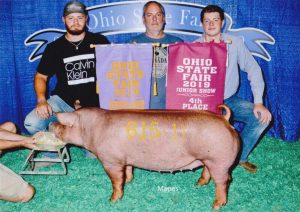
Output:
[24,1,109,137]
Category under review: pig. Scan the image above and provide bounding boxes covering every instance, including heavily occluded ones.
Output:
[49,105,240,210]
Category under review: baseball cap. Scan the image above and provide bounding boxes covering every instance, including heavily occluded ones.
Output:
[63,1,87,16]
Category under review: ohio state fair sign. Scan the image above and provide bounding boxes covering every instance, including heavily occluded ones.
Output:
[166,42,227,114]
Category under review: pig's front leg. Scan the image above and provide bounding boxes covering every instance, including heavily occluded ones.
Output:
[125,165,134,183]
[103,164,126,202]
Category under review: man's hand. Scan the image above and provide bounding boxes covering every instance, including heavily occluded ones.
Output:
[36,100,53,119]
[253,103,272,124]
[21,136,37,149]
[74,99,82,110]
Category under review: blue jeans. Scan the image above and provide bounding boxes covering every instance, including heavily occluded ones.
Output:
[24,95,74,134]
[224,96,270,162]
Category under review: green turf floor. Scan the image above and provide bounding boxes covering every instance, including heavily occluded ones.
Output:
[0,136,299,212]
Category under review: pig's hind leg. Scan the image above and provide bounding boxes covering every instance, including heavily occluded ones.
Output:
[205,163,231,210]
[103,164,126,202]
[125,165,134,183]
[196,166,211,186]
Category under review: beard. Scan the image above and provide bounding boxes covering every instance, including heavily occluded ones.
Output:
[65,24,86,35]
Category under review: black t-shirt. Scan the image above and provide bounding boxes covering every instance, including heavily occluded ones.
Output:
[37,32,110,108]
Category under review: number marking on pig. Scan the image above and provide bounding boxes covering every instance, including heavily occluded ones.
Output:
[126,121,187,142]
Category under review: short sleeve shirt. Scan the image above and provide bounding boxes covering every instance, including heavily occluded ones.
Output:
[37,32,110,107]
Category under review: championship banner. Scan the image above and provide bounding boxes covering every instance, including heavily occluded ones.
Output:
[96,44,153,109]
[166,42,227,114]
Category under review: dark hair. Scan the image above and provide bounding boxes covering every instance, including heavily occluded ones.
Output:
[200,5,225,22]
[143,1,165,17]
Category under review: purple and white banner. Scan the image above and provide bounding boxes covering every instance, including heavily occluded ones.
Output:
[96,44,153,109]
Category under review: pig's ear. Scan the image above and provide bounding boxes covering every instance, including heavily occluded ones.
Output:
[56,112,78,127]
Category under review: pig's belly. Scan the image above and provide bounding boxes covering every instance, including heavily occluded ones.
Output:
[128,157,203,172]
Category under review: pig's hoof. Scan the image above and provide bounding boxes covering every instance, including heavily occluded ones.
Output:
[125,176,133,184]
[196,178,210,186]
[125,178,133,183]
[110,192,123,203]
[110,197,120,203]
[212,199,226,210]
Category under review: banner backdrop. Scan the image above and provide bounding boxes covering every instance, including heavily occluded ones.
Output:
[96,44,152,109]
[166,42,227,114]
[0,0,299,141]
